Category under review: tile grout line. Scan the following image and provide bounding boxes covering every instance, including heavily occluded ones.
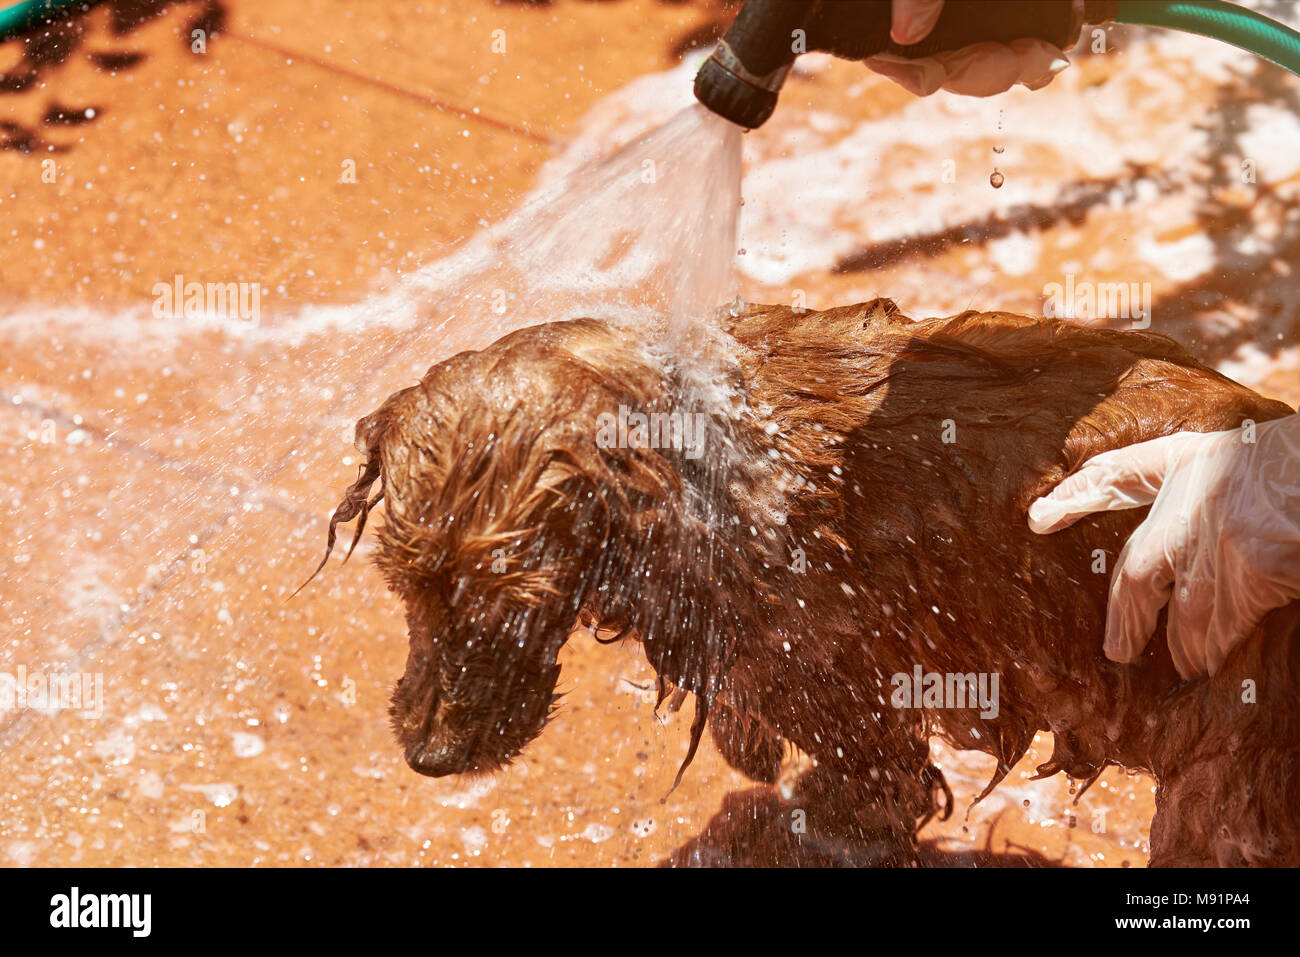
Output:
[225,31,557,146]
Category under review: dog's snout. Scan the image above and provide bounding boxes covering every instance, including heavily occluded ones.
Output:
[404,739,483,778]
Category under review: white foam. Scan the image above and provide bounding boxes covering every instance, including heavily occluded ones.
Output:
[1239,102,1300,182]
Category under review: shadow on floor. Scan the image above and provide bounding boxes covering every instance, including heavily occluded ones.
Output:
[661,782,1062,868]
[0,0,226,153]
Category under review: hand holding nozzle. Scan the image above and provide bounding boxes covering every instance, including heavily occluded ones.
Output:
[866,0,1075,97]
[695,0,1112,128]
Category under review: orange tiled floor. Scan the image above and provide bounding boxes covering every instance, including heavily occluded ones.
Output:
[2,0,1297,866]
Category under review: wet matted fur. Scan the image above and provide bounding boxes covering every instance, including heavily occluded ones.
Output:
[316,299,1300,866]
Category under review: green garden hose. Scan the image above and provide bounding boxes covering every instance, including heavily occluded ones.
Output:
[0,0,94,41]
[1116,0,1300,76]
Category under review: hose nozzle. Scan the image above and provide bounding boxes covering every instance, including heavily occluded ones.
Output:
[693,0,815,130]
[693,40,794,130]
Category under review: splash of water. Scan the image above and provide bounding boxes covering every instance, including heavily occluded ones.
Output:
[381,100,754,543]
[397,102,744,367]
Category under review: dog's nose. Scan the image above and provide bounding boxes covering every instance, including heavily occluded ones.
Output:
[405,740,479,777]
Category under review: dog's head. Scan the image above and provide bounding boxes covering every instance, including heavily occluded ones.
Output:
[314,320,698,776]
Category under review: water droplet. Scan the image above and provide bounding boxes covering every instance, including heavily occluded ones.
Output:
[992,145,1004,154]
[461,826,488,854]
[990,170,1005,189]
[231,732,266,758]
[582,822,615,843]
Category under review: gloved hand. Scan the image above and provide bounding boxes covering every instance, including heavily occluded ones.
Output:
[1027,414,1300,678]
[866,0,1074,96]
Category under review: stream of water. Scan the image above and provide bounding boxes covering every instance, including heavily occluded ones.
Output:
[397,101,744,364]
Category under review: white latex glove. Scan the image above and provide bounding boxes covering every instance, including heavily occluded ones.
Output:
[867,0,1073,97]
[1027,415,1300,678]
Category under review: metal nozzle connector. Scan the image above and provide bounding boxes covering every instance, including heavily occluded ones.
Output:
[694,39,793,130]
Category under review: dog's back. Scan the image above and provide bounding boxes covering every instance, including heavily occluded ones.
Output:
[724,299,1300,865]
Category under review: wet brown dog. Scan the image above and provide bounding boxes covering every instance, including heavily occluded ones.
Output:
[318,299,1300,866]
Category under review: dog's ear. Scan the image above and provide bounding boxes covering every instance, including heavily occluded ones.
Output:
[296,388,419,596]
